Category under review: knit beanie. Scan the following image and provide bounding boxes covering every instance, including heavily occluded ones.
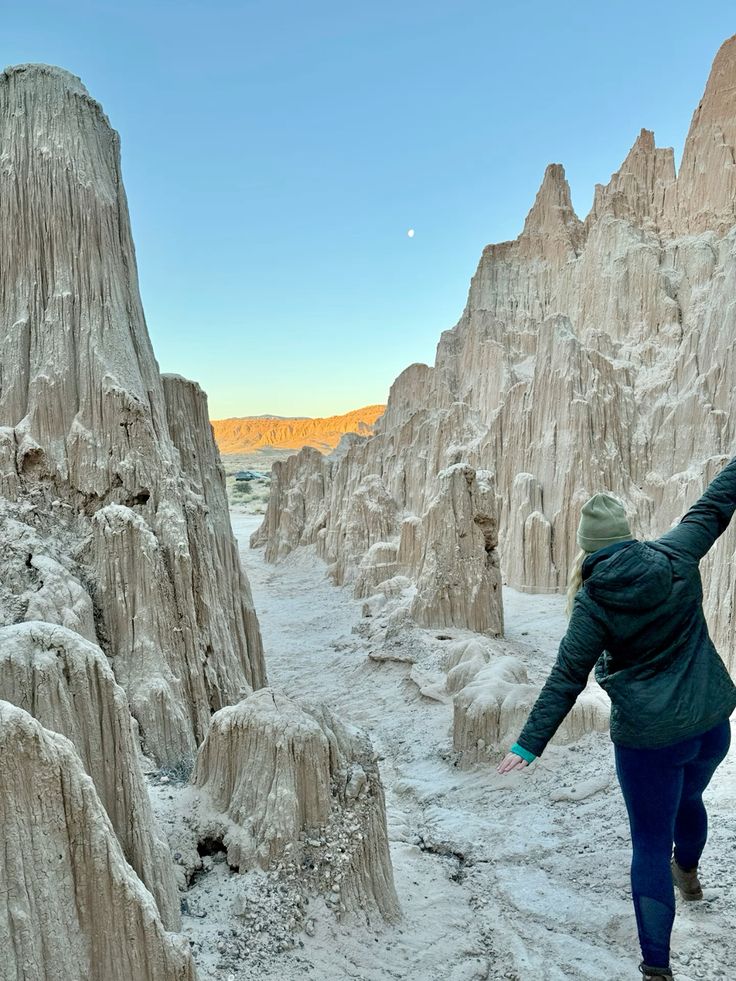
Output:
[576,493,633,553]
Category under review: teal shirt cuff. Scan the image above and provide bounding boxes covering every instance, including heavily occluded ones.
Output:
[510,742,537,764]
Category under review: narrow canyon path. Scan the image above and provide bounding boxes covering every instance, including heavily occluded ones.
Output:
[225,514,736,981]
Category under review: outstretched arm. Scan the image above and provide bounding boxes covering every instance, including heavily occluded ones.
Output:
[657,455,736,562]
[507,593,608,761]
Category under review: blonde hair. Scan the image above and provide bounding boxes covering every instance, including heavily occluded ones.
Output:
[566,549,587,618]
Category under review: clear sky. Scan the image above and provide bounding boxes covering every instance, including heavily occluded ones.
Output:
[3,2,735,418]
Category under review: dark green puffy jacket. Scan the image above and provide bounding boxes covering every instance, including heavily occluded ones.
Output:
[516,456,736,757]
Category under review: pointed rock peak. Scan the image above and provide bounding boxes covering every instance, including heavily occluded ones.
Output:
[699,33,736,111]
[603,129,669,188]
[680,33,736,144]
[621,128,674,185]
[669,33,736,234]
[522,163,580,236]
[584,128,675,230]
[517,163,583,259]
[625,128,655,160]
[540,162,568,187]
[635,127,655,148]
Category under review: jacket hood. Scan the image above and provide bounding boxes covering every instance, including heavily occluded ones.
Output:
[582,541,673,611]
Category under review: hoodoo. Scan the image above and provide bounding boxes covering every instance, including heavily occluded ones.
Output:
[187,688,401,923]
[0,64,265,764]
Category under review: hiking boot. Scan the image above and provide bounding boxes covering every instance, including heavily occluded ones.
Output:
[671,855,703,901]
[639,963,673,979]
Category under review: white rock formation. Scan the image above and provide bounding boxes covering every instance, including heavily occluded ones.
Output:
[256,412,500,633]
[0,501,93,635]
[251,446,331,562]
[0,62,272,971]
[0,63,265,764]
[188,688,400,922]
[410,465,502,634]
[324,474,400,586]
[665,37,736,235]
[504,473,556,593]
[0,701,196,981]
[0,620,180,929]
[161,373,264,685]
[254,35,736,673]
[354,541,399,599]
[443,639,494,694]
[452,655,610,767]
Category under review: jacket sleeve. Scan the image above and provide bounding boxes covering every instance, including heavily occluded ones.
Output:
[657,455,736,562]
[515,593,608,758]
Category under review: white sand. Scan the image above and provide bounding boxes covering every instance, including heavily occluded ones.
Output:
[151,513,736,981]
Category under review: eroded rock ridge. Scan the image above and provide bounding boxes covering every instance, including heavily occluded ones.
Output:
[0,64,265,765]
[0,63,266,976]
[255,35,736,673]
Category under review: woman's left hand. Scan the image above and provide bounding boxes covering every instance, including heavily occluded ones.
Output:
[496,752,530,774]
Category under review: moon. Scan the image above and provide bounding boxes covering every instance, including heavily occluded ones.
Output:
[407,228,415,238]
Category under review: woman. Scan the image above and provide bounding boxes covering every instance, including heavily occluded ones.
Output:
[497,460,736,980]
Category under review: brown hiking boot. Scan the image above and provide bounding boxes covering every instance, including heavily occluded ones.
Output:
[639,963,673,979]
[671,855,703,901]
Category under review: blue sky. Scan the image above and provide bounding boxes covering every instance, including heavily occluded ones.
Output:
[4,2,735,418]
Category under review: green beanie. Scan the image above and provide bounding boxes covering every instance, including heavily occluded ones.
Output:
[577,493,632,553]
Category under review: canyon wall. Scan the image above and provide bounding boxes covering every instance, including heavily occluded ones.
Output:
[0,64,266,767]
[0,64,402,971]
[255,35,736,672]
[0,63,266,970]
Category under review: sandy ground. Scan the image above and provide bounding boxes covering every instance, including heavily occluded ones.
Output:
[151,514,736,981]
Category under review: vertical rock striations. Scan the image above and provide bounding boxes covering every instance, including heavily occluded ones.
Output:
[0,62,269,967]
[0,701,197,981]
[0,620,180,929]
[256,396,501,634]
[188,688,400,923]
[666,34,736,235]
[0,64,265,763]
[410,465,502,634]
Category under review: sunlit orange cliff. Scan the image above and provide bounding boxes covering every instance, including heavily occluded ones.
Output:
[211,405,385,455]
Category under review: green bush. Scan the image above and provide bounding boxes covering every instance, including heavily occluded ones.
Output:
[232,482,253,496]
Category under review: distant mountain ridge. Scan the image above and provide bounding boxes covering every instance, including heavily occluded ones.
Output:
[211,405,385,454]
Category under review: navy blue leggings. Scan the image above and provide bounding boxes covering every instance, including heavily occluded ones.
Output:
[614,720,731,970]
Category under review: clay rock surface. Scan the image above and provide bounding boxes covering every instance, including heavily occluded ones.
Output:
[354,541,399,599]
[256,408,499,633]
[410,465,502,634]
[322,473,401,587]
[162,375,264,690]
[0,701,197,981]
[188,687,400,922]
[0,620,180,929]
[451,651,609,766]
[0,64,265,763]
[251,445,331,560]
[0,500,93,635]
[666,35,736,235]
[254,36,736,675]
